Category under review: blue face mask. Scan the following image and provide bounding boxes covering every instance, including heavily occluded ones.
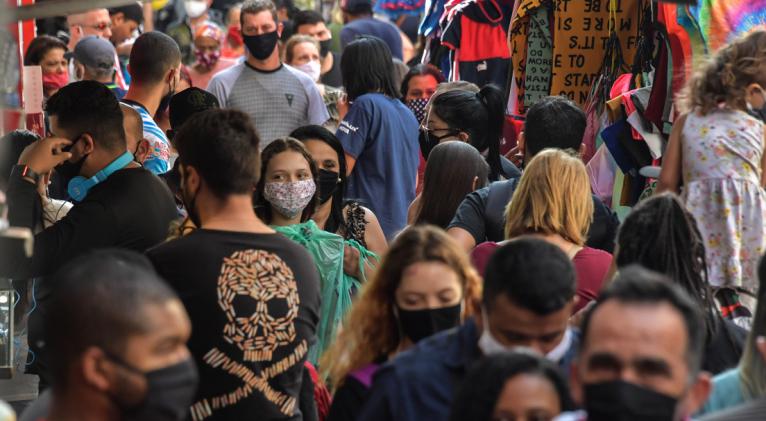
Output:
[68,151,134,201]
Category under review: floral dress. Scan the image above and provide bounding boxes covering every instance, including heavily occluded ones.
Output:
[681,109,766,296]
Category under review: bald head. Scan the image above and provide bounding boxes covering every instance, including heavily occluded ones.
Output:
[121,103,142,150]
[67,9,112,49]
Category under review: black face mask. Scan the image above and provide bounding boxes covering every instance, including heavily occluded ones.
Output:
[584,380,679,421]
[320,39,331,57]
[317,168,340,204]
[243,31,279,61]
[418,129,459,160]
[57,153,88,185]
[396,303,461,343]
[156,91,174,119]
[180,166,202,228]
[56,136,89,188]
[109,355,199,421]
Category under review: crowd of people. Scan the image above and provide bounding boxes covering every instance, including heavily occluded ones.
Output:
[3,1,766,420]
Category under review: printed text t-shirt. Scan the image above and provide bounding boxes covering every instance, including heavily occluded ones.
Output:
[336,93,419,239]
[147,229,321,421]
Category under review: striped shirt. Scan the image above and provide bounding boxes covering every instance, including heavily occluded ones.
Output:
[123,101,172,175]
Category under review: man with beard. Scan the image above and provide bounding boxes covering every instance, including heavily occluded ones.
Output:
[3,80,176,385]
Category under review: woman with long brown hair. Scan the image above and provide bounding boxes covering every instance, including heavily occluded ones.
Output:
[409,141,490,228]
[471,149,612,313]
[322,225,481,421]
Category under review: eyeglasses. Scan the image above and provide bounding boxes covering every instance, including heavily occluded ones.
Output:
[79,21,112,31]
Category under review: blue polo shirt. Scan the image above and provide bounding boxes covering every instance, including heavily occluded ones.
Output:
[336,93,419,239]
[358,318,579,421]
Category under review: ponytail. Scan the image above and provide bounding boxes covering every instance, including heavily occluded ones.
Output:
[431,84,508,180]
[476,85,506,180]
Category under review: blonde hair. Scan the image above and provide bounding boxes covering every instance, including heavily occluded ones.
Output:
[680,30,766,115]
[284,34,319,65]
[320,225,481,388]
[504,149,593,245]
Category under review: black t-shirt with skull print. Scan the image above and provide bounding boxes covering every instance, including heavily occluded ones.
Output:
[147,229,321,421]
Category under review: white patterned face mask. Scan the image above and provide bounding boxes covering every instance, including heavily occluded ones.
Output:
[263,179,316,219]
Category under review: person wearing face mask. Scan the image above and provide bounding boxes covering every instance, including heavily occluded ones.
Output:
[147,109,321,421]
[187,22,236,89]
[123,31,182,175]
[400,64,445,124]
[70,36,125,99]
[23,36,69,99]
[400,64,445,193]
[120,104,151,165]
[108,3,145,87]
[167,0,224,65]
[291,125,387,258]
[322,225,481,421]
[293,10,342,88]
[66,8,129,91]
[3,81,177,389]
[254,138,377,364]
[221,3,245,59]
[208,0,329,148]
[424,84,519,182]
[658,30,766,323]
[560,266,712,421]
[18,250,198,421]
[284,35,343,130]
[357,238,580,421]
[108,3,144,48]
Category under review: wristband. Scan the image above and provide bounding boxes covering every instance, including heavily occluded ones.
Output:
[12,164,41,184]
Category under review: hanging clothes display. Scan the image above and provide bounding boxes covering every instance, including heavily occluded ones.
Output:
[441,0,514,88]
[375,0,427,19]
[694,0,766,52]
[506,0,641,115]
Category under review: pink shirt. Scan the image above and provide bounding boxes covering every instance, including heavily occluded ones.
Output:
[471,242,612,313]
[188,57,237,90]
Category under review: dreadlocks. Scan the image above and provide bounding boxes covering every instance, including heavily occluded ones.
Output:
[615,192,717,342]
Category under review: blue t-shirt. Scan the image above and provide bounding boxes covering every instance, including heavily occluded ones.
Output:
[336,93,419,239]
[341,18,404,60]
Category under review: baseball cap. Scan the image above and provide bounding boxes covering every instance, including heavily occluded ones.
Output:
[70,36,116,70]
[169,87,220,130]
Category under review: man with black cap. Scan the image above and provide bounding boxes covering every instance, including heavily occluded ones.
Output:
[162,87,221,221]
[70,36,125,99]
[340,0,402,60]
[167,87,221,141]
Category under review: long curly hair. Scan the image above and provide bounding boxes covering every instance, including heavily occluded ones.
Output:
[680,30,766,115]
[320,225,482,388]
